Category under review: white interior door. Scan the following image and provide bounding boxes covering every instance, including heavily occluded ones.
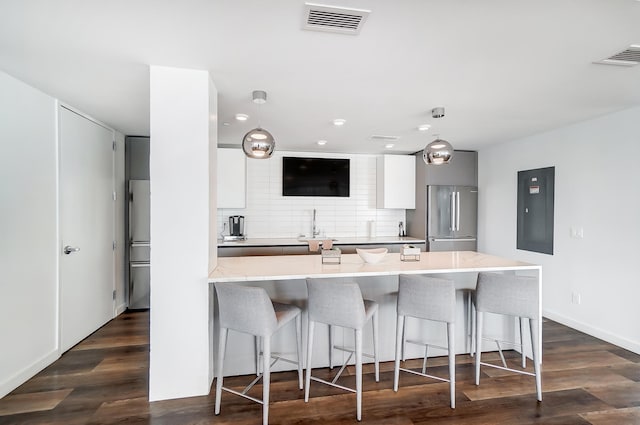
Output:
[59,106,115,352]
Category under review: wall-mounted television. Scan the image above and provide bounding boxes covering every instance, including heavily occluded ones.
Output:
[282,156,350,197]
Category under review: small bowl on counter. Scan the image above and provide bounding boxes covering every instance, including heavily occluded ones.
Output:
[356,247,388,264]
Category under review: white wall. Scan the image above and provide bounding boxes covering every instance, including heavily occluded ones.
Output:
[0,70,127,398]
[149,66,216,401]
[217,151,406,238]
[0,71,59,398]
[478,106,640,354]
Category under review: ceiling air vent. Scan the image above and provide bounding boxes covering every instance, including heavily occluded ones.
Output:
[594,45,640,67]
[370,135,400,142]
[303,3,370,35]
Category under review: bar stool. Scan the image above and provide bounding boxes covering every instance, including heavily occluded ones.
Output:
[305,278,379,421]
[214,282,303,425]
[474,272,542,401]
[394,274,456,408]
[467,289,527,369]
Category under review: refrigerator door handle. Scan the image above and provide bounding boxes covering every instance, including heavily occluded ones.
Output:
[456,191,461,231]
[430,237,477,242]
[450,192,456,231]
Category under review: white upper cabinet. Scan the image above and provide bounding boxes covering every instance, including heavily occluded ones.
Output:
[376,155,416,209]
[217,148,246,209]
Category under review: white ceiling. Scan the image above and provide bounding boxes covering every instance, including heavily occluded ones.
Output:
[2,0,640,154]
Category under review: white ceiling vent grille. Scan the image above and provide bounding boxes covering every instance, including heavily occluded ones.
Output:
[370,135,400,142]
[594,45,640,67]
[303,3,370,35]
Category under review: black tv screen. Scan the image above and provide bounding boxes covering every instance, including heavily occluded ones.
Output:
[282,157,350,197]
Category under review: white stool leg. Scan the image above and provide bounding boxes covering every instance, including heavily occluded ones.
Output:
[447,322,456,409]
[394,315,404,392]
[328,324,333,369]
[466,291,472,354]
[520,317,527,368]
[262,337,271,425]
[475,311,483,386]
[215,327,228,415]
[296,314,303,390]
[373,309,379,382]
[530,317,542,401]
[255,336,261,376]
[305,320,315,402]
[401,318,407,362]
[355,328,363,422]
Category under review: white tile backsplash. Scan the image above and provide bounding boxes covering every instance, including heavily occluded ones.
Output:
[217,150,406,239]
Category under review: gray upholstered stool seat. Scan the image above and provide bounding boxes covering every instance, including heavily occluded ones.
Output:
[466,289,528,368]
[214,282,303,425]
[394,274,456,408]
[474,272,542,401]
[305,278,379,421]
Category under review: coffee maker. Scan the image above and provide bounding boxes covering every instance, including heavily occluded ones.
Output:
[228,215,245,239]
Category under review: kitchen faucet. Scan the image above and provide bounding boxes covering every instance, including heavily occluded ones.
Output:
[312,209,320,237]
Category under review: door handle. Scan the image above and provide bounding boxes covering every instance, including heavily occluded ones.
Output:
[64,245,80,255]
[450,193,456,231]
[456,191,461,231]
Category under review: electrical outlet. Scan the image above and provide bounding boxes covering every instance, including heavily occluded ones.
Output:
[571,292,581,305]
[570,226,584,239]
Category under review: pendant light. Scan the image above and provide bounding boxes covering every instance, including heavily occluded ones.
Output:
[422,106,453,165]
[423,137,454,165]
[242,90,275,159]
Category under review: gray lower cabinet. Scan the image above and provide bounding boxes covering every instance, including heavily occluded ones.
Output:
[218,243,425,257]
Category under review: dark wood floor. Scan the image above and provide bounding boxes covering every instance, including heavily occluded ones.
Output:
[1,311,639,425]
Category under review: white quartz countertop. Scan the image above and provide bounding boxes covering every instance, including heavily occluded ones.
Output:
[209,251,539,283]
[217,236,425,247]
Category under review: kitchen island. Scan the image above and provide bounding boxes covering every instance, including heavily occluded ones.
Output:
[209,251,541,376]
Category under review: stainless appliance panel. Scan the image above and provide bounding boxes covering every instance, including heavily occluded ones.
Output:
[426,185,478,252]
[455,186,478,238]
[128,180,150,309]
[427,185,455,238]
[129,180,150,243]
[428,238,477,252]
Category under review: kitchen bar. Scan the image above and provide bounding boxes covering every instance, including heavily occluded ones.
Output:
[208,250,541,376]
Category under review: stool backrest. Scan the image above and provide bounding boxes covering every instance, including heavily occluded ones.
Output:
[476,272,539,319]
[306,278,366,329]
[398,274,455,323]
[215,282,278,337]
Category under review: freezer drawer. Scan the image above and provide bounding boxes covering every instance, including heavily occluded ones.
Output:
[428,238,477,252]
[129,262,150,309]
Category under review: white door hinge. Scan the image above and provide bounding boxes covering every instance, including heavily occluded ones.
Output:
[112,140,116,151]
[113,191,117,201]
[112,290,116,300]
[112,241,117,250]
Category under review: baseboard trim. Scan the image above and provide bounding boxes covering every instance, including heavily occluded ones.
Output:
[0,349,60,399]
[543,309,640,355]
[115,302,127,316]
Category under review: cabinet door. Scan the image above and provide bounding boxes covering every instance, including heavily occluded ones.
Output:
[376,155,416,209]
[217,148,246,208]
[424,150,477,186]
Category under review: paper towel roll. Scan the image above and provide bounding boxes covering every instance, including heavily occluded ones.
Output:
[368,220,376,238]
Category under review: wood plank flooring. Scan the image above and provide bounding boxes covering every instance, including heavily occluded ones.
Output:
[1,311,639,424]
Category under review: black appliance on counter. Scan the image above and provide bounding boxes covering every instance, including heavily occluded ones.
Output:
[229,215,245,237]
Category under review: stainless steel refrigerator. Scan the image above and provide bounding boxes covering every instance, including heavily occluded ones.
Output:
[426,185,478,251]
[128,180,150,309]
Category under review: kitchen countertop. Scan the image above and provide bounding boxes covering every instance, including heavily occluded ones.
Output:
[209,250,539,282]
[217,236,425,247]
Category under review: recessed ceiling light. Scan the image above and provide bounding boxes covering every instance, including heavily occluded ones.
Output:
[317,140,327,146]
[333,118,346,126]
[385,144,394,149]
[418,124,431,131]
[222,122,230,126]
[235,113,249,121]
